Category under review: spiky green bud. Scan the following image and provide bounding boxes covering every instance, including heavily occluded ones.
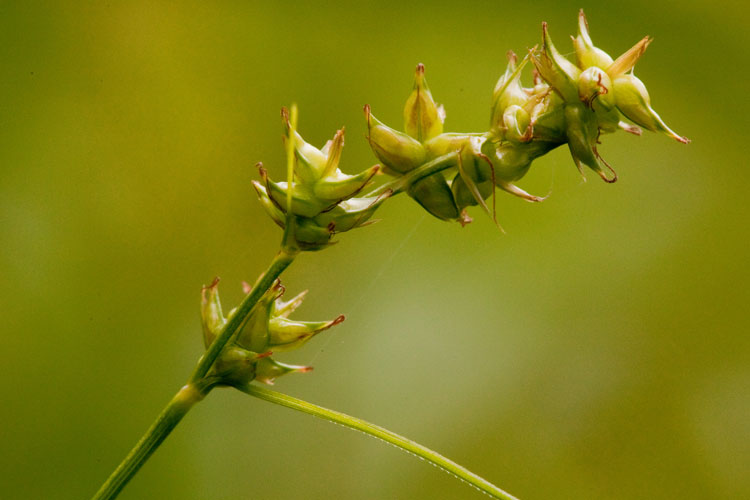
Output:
[200,278,343,386]
[253,109,390,250]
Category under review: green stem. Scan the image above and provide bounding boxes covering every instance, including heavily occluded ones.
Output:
[94,249,297,500]
[239,384,519,500]
[92,380,215,500]
[189,249,296,384]
[367,152,458,198]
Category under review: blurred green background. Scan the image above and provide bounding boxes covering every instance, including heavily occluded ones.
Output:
[1,1,748,498]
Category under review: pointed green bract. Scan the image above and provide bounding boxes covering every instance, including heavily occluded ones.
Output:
[490,52,529,132]
[404,63,444,142]
[201,278,225,348]
[531,22,580,102]
[613,73,689,143]
[565,103,605,178]
[573,9,614,70]
[607,37,652,78]
[313,193,390,232]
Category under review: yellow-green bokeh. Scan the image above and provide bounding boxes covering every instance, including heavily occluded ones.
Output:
[1,1,748,498]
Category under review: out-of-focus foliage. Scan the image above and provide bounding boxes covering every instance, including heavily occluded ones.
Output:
[0,1,747,499]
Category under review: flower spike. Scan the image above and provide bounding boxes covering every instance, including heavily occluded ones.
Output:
[200,279,344,385]
[255,109,388,250]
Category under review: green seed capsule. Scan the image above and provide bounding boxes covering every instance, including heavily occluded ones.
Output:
[407,173,459,221]
[404,63,444,142]
[200,277,225,348]
[235,281,281,353]
[255,357,312,385]
[451,166,494,211]
[252,181,286,229]
[502,105,532,143]
[265,178,328,218]
[527,96,567,142]
[612,73,689,143]
[268,315,344,352]
[200,278,343,385]
[290,216,334,251]
[596,105,623,134]
[564,103,618,182]
[282,108,327,184]
[312,164,380,202]
[212,347,262,385]
[531,22,580,102]
[365,105,426,175]
[578,67,615,110]
[481,136,556,184]
[490,52,529,132]
[573,9,614,70]
[313,193,390,233]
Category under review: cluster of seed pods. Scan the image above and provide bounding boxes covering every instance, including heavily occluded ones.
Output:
[230,10,689,385]
[253,107,391,250]
[254,10,688,246]
[201,277,344,385]
[367,10,688,224]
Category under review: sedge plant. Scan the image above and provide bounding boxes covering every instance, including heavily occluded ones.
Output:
[92,11,688,499]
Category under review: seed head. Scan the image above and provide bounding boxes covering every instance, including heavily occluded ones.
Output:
[200,278,344,385]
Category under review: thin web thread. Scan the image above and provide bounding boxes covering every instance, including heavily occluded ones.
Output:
[306,213,427,365]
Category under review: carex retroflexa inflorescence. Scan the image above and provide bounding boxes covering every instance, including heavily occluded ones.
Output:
[208,11,688,385]
[201,277,344,386]
[365,9,689,225]
[94,13,691,500]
